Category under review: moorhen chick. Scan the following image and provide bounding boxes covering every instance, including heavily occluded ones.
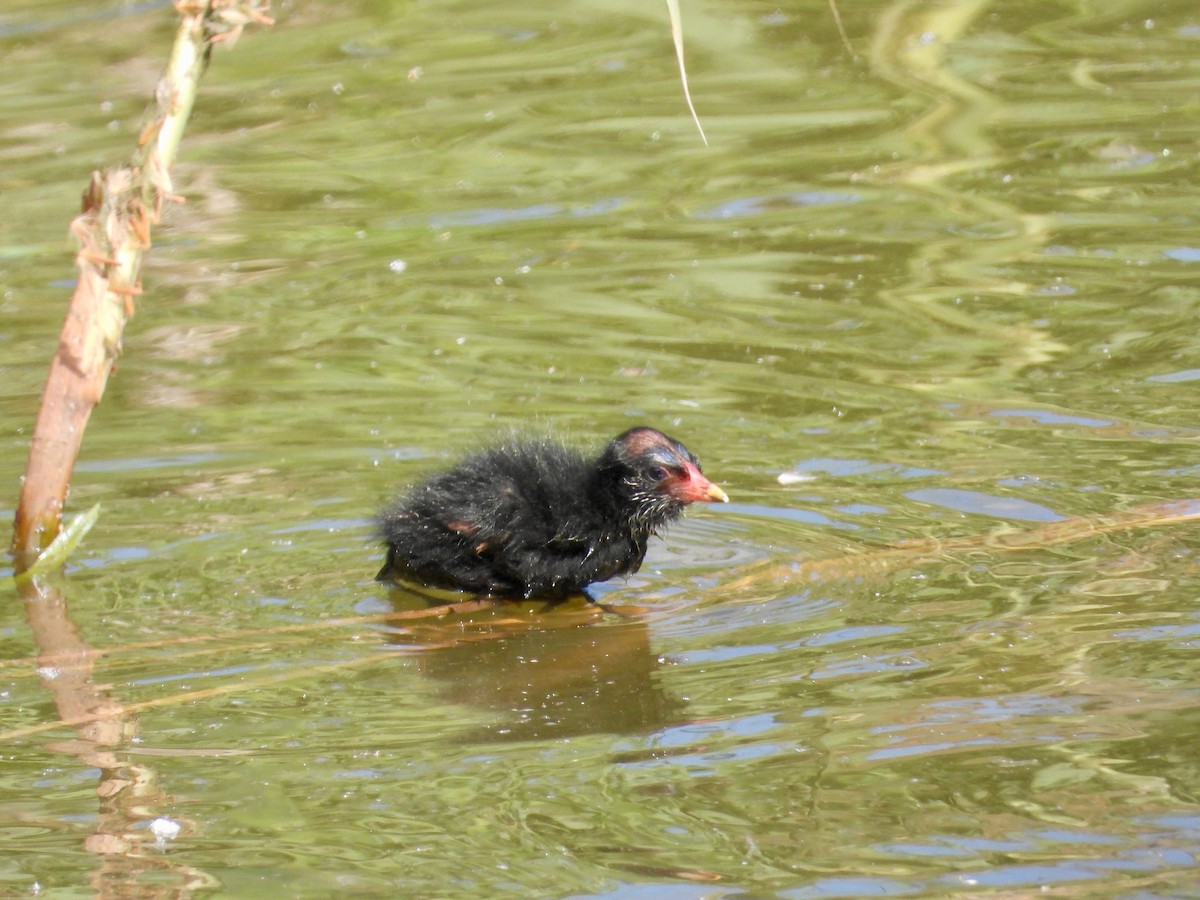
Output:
[376,427,728,600]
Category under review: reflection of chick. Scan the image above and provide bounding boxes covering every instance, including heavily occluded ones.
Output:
[405,614,685,740]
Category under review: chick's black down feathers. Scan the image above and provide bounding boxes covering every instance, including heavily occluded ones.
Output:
[376,427,727,600]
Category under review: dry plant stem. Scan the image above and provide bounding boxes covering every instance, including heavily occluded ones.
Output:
[10,1,272,571]
[4,497,1198,744]
[665,0,707,146]
[9,5,271,883]
[722,497,1200,594]
[827,0,857,60]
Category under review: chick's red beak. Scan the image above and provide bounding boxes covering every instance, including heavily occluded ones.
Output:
[670,462,729,504]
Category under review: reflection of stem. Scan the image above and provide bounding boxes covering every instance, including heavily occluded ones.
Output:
[22,578,133,747]
[871,0,995,161]
[866,0,1066,389]
[18,576,213,894]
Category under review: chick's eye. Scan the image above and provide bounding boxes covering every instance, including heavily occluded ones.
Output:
[646,466,668,481]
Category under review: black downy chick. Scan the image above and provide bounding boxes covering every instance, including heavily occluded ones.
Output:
[376,427,728,600]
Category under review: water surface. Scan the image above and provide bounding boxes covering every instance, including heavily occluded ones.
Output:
[2,0,1200,896]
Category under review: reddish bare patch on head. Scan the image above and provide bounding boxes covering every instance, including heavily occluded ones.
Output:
[617,427,676,458]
